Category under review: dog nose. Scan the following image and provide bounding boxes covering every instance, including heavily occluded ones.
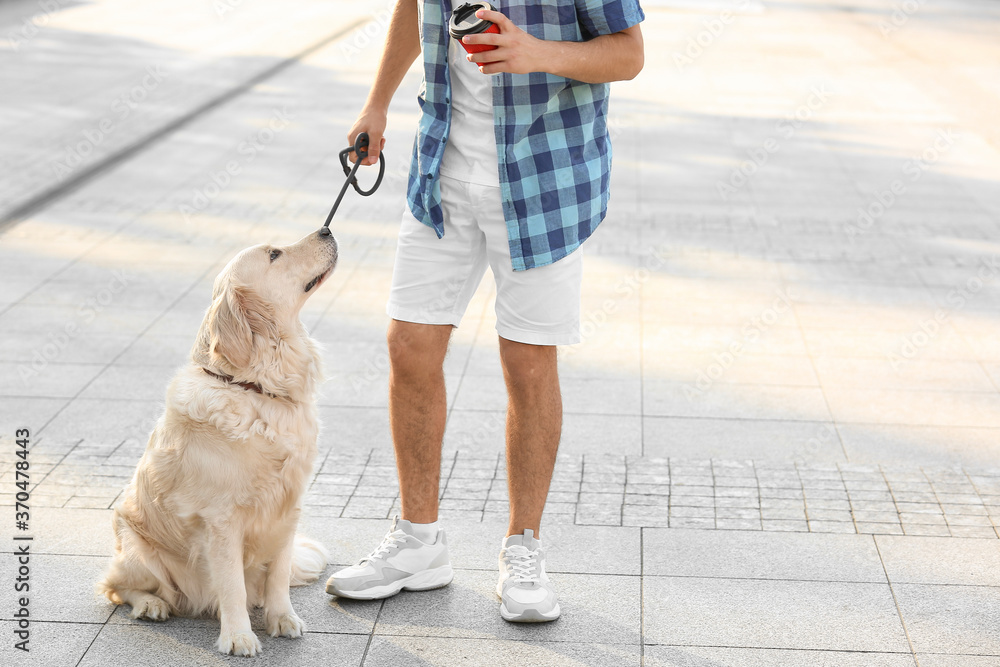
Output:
[318,226,332,238]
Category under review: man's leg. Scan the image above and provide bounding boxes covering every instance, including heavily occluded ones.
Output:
[387,319,453,523]
[498,337,562,539]
[495,336,563,622]
[325,318,456,600]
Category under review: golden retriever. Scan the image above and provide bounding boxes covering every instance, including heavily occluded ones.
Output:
[97,228,337,656]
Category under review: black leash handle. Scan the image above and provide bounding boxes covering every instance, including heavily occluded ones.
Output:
[323,132,386,228]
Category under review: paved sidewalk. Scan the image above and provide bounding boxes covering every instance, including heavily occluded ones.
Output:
[3,0,1000,665]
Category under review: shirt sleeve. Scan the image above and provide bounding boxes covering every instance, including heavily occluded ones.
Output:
[575,0,645,39]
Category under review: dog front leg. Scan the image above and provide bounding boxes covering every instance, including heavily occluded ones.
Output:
[264,527,304,638]
[208,524,261,657]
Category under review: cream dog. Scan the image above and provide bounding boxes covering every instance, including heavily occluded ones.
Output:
[98,228,337,656]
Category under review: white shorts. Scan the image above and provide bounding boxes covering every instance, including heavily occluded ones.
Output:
[386,175,583,346]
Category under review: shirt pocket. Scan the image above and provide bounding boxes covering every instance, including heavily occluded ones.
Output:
[500,0,583,43]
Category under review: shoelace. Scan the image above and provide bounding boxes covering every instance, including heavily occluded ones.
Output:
[504,545,540,584]
[361,530,406,564]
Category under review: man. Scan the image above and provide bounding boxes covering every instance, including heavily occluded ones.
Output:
[326,0,644,622]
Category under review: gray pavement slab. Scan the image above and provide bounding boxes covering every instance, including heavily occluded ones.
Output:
[893,582,1000,656]
[644,645,916,667]
[78,620,370,667]
[644,576,909,652]
[0,553,113,623]
[643,529,886,582]
[643,416,846,461]
[0,507,113,557]
[365,636,641,667]
[914,657,1000,667]
[875,535,1000,586]
[0,620,103,667]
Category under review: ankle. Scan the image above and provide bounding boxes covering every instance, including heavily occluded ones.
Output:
[506,526,541,540]
[407,520,440,543]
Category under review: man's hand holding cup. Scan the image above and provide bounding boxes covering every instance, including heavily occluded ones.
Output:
[450,2,546,76]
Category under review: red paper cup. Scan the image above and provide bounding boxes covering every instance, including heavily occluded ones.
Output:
[449,2,500,66]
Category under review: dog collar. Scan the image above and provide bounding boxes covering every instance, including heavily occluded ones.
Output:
[202,368,274,398]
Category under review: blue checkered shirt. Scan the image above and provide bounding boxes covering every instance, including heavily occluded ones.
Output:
[407,0,645,271]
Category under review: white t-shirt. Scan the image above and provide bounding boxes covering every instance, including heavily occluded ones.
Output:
[439,38,501,187]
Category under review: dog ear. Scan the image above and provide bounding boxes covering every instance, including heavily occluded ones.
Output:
[208,286,253,369]
[208,285,279,370]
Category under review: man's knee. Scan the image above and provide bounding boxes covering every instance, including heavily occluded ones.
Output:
[499,338,557,386]
[387,320,451,375]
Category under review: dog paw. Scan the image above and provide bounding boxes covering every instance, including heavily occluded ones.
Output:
[217,630,262,657]
[129,597,170,621]
[266,611,305,638]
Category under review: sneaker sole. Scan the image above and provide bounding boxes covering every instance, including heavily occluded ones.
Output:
[326,564,454,600]
[499,601,561,623]
[495,584,561,623]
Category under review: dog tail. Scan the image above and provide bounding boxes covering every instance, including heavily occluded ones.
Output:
[290,534,330,586]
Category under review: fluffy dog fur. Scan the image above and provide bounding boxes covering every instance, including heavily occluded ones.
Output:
[97,228,338,657]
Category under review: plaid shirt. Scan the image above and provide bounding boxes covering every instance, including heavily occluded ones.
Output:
[407,0,645,271]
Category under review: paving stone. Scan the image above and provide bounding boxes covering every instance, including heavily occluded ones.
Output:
[808,521,858,534]
[644,646,915,667]
[643,417,846,461]
[669,491,715,504]
[949,525,999,539]
[902,524,952,537]
[78,621,370,667]
[806,509,853,522]
[0,620,102,667]
[915,656,1000,667]
[761,520,810,532]
[0,553,112,623]
[893,583,1000,655]
[365,637,640,667]
[855,522,905,535]
[898,512,947,525]
[643,529,885,582]
[875,535,1000,586]
[644,577,909,651]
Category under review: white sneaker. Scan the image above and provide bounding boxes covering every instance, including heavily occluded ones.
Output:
[496,529,561,622]
[325,517,453,600]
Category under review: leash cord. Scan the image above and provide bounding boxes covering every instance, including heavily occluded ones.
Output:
[323,132,386,228]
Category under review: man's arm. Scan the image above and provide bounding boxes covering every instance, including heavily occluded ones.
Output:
[463,10,643,84]
[348,0,421,165]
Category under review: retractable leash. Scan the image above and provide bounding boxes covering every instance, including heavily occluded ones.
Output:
[322,132,386,228]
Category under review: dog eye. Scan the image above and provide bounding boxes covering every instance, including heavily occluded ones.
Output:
[269,249,282,262]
